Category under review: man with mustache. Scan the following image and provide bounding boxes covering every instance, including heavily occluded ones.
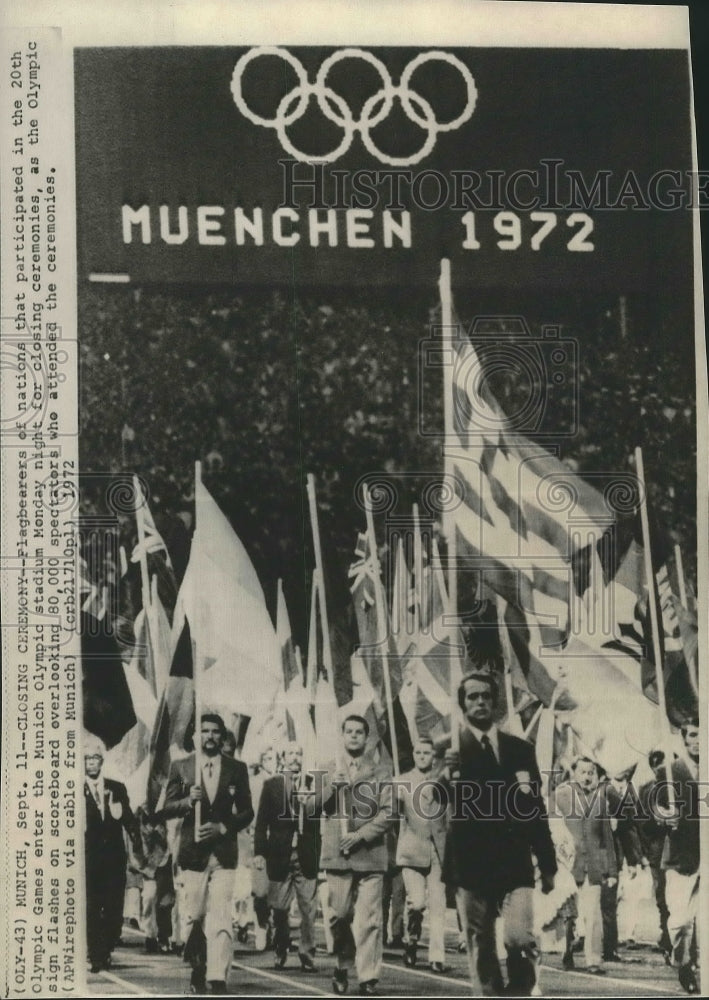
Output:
[164,713,253,995]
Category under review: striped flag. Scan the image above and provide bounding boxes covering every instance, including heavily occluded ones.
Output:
[444,312,609,698]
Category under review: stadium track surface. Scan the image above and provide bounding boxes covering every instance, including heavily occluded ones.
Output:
[88,917,685,997]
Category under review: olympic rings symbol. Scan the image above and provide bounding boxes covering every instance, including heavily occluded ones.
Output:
[230,47,477,166]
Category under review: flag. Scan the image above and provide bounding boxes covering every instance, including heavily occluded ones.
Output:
[548,635,662,777]
[106,581,173,806]
[348,530,403,711]
[184,475,281,718]
[593,527,698,724]
[80,609,137,750]
[146,613,195,811]
[442,306,610,702]
[274,581,316,753]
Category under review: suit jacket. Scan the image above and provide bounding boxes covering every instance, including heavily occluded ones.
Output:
[84,777,137,877]
[319,751,394,873]
[162,754,253,871]
[395,768,447,869]
[658,758,699,875]
[636,778,668,870]
[254,772,322,881]
[441,728,556,899]
[549,780,617,886]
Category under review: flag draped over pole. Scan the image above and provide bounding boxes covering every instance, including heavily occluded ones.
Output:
[437,259,669,777]
[146,465,280,809]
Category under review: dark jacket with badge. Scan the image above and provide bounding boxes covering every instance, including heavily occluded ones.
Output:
[254,772,322,881]
[84,776,137,874]
[163,753,253,871]
[442,727,557,900]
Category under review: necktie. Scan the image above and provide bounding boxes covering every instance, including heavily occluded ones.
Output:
[205,762,213,778]
[480,734,497,767]
[92,783,102,817]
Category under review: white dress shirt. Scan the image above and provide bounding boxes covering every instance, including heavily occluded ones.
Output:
[202,755,221,803]
[87,776,105,818]
[465,722,500,761]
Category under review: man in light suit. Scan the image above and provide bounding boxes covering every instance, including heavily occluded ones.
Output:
[550,756,617,976]
[319,714,394,997]
[83,734,139,973]
[395,738,448,972]
[443,672,556,997]
[163,713,253,995]
[254,741,322,971]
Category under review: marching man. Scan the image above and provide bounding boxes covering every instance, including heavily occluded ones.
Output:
[395,738,448,972]
[163,713,253,995]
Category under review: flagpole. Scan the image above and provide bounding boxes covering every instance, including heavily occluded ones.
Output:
[134,475,152,615]
[673,544,699,698]
[496,594,522,737]
[306,476,348,837]
[363,484,399,776]
[193,460,203,831]
[439,258,460,755]
[413,503,422,636]
[674,544,688,609]
[635,446,674,812]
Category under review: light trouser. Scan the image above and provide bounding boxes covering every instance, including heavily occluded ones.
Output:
[181,856,235,983]
[402,855,447,963]
[577,877,603,968]
[327,871,384,984]
[456,885,537,997]
[664,868,699,968]
[268,850,318,955]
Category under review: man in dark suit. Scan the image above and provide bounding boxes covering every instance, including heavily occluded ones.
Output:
[163,713,253,995]
[84,735,139,973]
[636,750,673,959]
[443,672,556,997]
[254,741,321,971]
[659,719,700,995]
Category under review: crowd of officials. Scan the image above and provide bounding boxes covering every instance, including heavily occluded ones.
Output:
[84,672,701,997]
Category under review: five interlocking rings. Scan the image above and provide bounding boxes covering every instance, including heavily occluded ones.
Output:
[230,47,478,166]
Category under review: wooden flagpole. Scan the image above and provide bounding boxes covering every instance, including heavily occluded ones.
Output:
[496,594,523,736]
[439,258,460,753]
[306,475,348,837]
[635,447,674,811]
[193,460,203,830]
[673,544,699,698]
[413,503,422,636]
[363,484,399,775]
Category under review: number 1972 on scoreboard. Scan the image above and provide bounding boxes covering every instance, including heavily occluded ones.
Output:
[460,211,594,251]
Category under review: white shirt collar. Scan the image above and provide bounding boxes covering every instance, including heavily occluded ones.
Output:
[466,722,499,759]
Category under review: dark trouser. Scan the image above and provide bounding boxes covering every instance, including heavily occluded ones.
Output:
[601,878,618,957]
[649,866,671,950]
[86,863,127,966]
[457,886,537,996]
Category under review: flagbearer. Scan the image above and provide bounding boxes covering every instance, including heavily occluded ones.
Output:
[163,713,253,995]
[254,741,322,970]
[84,734,140,974]
[443,672,557,997]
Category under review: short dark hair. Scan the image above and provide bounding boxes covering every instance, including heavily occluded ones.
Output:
[342,714,369,737]
[413,737,434,748]
[457,671,499,711]
[200,713,226,738]
[571,755,598,773]
[681,718,699,736]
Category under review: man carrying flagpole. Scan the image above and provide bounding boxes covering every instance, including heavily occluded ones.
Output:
[163,713,253,994]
